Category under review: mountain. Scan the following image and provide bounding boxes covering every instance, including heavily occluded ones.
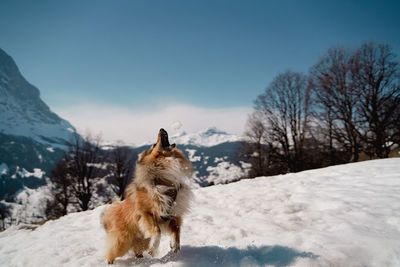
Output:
[0,48,75,199]
[134,127,248,186]
[0,48,74,146]
[1,158,399,266]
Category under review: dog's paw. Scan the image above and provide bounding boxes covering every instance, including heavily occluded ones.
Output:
[148,249,158,258]
[170,240,180,253]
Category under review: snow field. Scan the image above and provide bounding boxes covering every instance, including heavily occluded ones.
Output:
[0,158,399,266]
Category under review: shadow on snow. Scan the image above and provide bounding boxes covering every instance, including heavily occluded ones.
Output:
[115,245,318,266]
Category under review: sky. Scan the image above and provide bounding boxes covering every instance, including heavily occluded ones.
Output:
[1,0,399,144]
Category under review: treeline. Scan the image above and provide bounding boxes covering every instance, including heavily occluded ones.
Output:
[242,42,400,178]
[45,133,137,219]
[0,133,137,229]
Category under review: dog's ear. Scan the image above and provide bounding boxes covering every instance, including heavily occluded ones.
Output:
[137,145,154,163]
[137,151,146,163]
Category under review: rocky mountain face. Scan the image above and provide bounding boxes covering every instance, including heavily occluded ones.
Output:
[0,48,75,200]
[0,48,74,146]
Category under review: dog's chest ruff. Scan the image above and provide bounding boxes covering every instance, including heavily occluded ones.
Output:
[154,176,181,201]
[153,176,184,220]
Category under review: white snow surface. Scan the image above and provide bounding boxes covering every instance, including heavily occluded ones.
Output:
[10,167,45,179]
[9,185,52,225]
[19,168,45,179]
[206,161,246,184]
[1,158,400,267]
[185,149,201,162]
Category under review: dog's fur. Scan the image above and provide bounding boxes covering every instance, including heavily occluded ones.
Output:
[101,129,193,264]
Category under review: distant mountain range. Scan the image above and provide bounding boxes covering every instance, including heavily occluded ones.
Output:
[170,127,243,147]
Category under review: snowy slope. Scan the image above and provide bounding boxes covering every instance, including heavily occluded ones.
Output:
[1,158,399,267]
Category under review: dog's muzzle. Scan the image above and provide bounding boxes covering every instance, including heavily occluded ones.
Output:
[159,128,176,150]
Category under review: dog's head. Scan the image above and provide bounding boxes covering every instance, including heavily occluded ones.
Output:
[137,129,193,175]
[138,128,176,161]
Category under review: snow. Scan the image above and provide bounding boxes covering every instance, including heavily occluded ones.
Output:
[137,127,242,148]
[8,186,52,225]
[1,158,400,266]
[0,119,73,149]
[15,168,45,179]
[0,162,8,175]
[0,81,74,149]
[3,176,116,228]
[185,149,201,162]
[203,156,209,165]
[206,161,246,184]
[214,157,224,163]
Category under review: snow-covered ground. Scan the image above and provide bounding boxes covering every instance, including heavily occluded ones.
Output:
[1,158,399,267]
[205,161,249,185]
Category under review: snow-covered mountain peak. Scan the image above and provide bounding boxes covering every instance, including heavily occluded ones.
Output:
[170,126,242,147]
[0,48,75,148]
[202,126,227,136]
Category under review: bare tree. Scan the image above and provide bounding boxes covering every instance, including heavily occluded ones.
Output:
[393,102,400,146]
[45,159,72,219]
[65,132,104,211]
[242,111,270,177]
[0,202,11,230]
[351,42,400,158]
[242,42,399,176]
[255,71,311,172]
[314,103,338,164]
[310,47,362,162]
[107,143,136,200]
[308,78,352,165]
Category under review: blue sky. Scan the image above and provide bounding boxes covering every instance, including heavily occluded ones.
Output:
[1,0,399,143]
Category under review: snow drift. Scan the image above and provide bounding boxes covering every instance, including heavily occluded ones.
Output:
[0,158,399,266]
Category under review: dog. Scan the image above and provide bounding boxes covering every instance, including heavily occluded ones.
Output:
[101,128,193,264]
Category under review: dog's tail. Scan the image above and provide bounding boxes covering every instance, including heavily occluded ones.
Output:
[100,207,109,232]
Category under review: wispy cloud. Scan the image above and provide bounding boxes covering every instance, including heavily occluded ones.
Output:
[53,102,251,146]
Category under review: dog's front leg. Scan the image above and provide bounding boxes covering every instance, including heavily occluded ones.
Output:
[148,231,161,257]
[139,213,161,257]
[168,216,182,253]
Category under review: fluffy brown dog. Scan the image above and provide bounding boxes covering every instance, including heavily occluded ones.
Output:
[101,129,193,264]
